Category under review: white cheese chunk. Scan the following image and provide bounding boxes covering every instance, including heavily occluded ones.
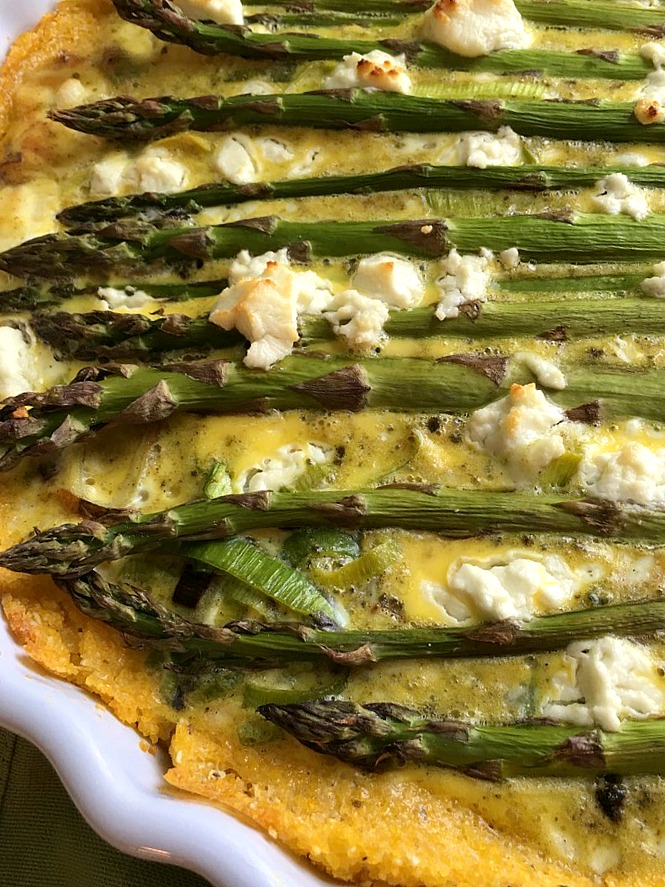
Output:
[55,77,87,108]
[237,443,329,492]
[211,271,298,370]
[421,0,530,58]
[90,153,130,198]
[176,0,244,25]
[130,153,187,194]
[0,327,37,399]
[466,383,566,475]
[212,134,260,184]
[635,68,665,125]
[591,173,650,221]
[543,637,665,732]
[434,248,492,319]
[90,148,187,197]
[518,352,567,390]
[641,41,665,69]
[256,138,294,163]
[228,248,291,285]
[440,126,523,168]
[97,286,153,312]
[324,289,391,349]
[498,246,520,269]
[324,51,411,94]
[641,259,665,297]
[424,554,574,624]
[352,254,424,308]
[577,441,665,504]
[210,252,333,368]
[227,249,333,312]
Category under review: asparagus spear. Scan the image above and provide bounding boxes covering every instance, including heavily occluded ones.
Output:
[55,569,665,665]
[0,218,449,279]
[4,485,665,576]
[7,214,665,280]
[57,164,665,227]
[5,353,665,470]
[243,0,665,34]
[109,0,650,79]
[48,92,662,144]
[0,355,505,471]
[245,2,665,34]
[0,279,227,311]
[31,297,665,361]
[258,700,665,776]
[0,265,647,313]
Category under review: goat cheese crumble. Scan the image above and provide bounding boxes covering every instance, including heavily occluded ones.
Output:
[324,51,412,94]
[209,251,333,369]
[543,637,665,732]
[499,246,520,270]
[421,0,530,58]
[212,134,260,184]
[236,443,330,492]
[641,260,665,297]
[90,148,187,197]
[466,383,566,475]
[422,554,575,624]
[0,327,38,399]
[352,254,424,308]
[97,286,153,312]
[518,353,567,390]
[591,173,650,221]
[176,0,244,25]
[577,441,665,504]
[324,290,391,349]
[0,327,62,399]
[439,126,523,168]
[434,248,492,319]
[635,68,665,125]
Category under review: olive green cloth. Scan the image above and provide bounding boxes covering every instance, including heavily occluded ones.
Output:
[0,725,212,886]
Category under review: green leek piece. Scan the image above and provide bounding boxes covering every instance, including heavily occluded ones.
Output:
[312,541,400,588]
[243,667,349,709]
[184,538,335,618]
[282,529,360,567]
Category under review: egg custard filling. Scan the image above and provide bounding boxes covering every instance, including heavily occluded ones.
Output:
[6,1,665,884]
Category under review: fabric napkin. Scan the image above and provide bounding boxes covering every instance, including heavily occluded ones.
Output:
[0,726,212,886]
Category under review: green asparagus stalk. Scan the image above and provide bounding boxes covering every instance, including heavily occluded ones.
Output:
[0,279,227,311]
[5,484,665,576]
[0,218,449,279]
[5,354,665,470]
[48,92,662,144]
[7,214,665,280]
[258,700,665,776]
[244,10,410,28]
[57,164,665,227]
[1,265,647,313]
[54,570,665,665]
[0,355,505,471]
[109,0,650,79]
[243,0,665,34]
[31,296,665,361]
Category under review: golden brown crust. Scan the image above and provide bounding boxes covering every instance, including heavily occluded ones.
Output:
[0,0,105,134]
